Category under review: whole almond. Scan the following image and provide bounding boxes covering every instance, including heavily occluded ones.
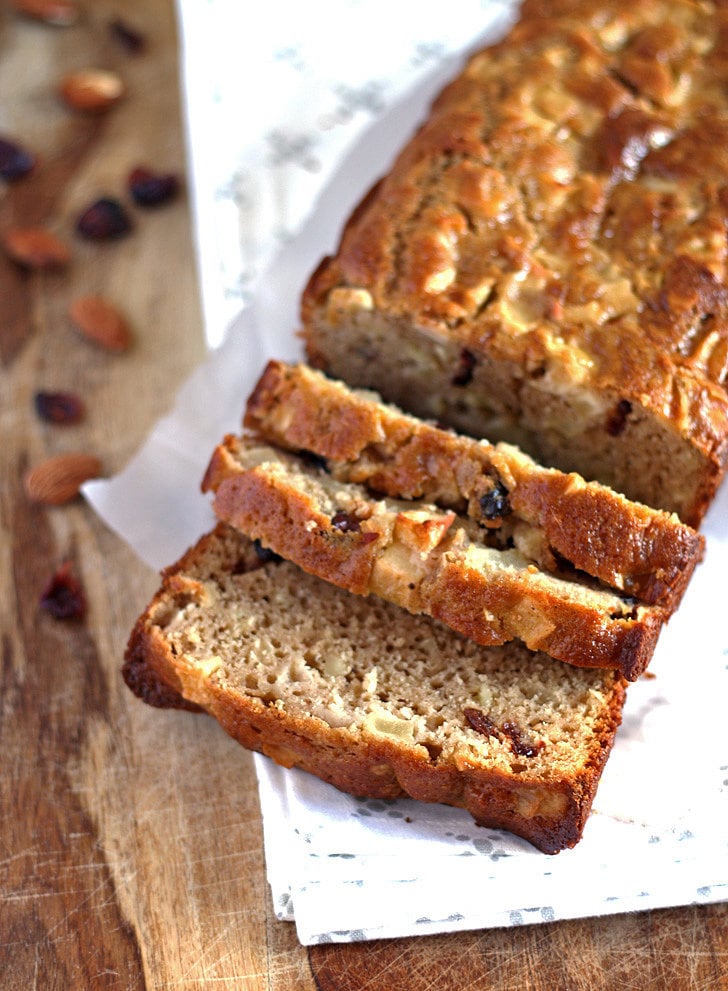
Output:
[2,226,71,269]
[60,69,124,113]
[24,453,102,505]
[69,295,132,351]
[10,0,79,25]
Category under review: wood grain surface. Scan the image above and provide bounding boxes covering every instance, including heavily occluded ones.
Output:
[1,2,726,988]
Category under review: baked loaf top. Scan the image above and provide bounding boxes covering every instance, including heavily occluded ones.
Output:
[123,523,628,854]
[244,360,704,611]
[302,0,728,524]
[203,436,666,679]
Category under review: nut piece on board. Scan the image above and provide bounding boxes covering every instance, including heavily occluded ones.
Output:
[60,69,125,113]
[9,0,79,25]
[2,227,71,269]
[69,295,132,351]
[24,453,102,505]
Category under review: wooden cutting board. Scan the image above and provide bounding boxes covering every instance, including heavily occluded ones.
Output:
[1,1,726,987]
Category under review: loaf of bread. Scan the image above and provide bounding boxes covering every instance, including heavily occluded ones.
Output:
[203,436,668,679]
[301,0,728,527]
[244,360,704,611]
[123,523,628,854]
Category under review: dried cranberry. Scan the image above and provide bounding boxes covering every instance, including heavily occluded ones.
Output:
[463,707,500,738]
[606,399,632,436]
[109,17,146,54]
[128,167,179,207]
[501,721,543,758]
[451,348,476,386]
[465,709,542,757]
[0,136,36,181]
[331,510,361,533]
[76,197,132,240]
[39,561,87,620]
[252,539,282,564]
[34,390,85,424]
[479,480,511,520]
[299,450,329,472]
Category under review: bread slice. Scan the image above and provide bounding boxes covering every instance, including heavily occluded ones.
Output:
[123,523,628,854]
[203,437,667,680]
[244,360,704,612]
[301,0,728,527]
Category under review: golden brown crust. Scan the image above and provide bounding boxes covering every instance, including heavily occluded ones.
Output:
[423,556,662,682]
[123,632,202,712]
[122,524,628,854]
[301,0,728,525]
[244,360,704,610]
[204,438,666,679]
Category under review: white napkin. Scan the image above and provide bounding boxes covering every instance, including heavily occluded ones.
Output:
[85,0,728,945]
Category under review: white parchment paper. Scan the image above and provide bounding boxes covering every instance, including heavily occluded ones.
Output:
[85,0,728,944]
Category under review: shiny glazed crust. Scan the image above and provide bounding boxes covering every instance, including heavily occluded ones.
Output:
[204,438,667,679]
[244,360,704,610]
[301,0,728,526]
[123,524,628,854]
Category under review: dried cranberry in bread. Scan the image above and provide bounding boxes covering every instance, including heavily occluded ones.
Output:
[301,0,728,527]
[123,523,628,854]
[203,437,667,680]
[243,360,704,612]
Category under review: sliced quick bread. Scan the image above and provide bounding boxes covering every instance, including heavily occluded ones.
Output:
[244,360,704,612]
[203,437,667,679]
[123,523,628,854]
